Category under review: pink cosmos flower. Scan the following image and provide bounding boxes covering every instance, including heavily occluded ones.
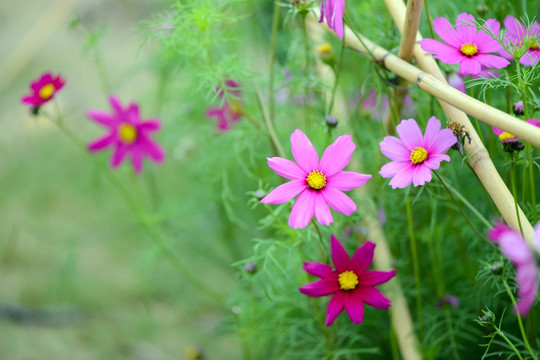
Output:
[379,117,456,189]
[448,72,466,93]
[21,73,65,110]
[87,96,165,174]
[500,15,540,66]
[299,235,396,326]
[260,129,371,229]
[206,80,242,131]
[419,13,510,75]
[319,0,345,39]
[489,222,539,315]
[492,119,540,143]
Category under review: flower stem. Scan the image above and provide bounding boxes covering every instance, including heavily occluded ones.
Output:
[311,219,326,262]
[492,322,525,360]
[268,0,280,125]
[405,192,423,339]
[502,278,538,360]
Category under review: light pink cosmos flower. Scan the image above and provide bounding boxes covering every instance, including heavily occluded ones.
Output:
[260,129,371,229]
[21,73,65,110]
[419,13,510,75]
[448,72,466,93]
[489,222,539,315]
[319,0,345,39]
[379,117,456,189]
[492,118,540,143]
[87,96,165,174]
[500,15,540,66]
[299,235,396,326]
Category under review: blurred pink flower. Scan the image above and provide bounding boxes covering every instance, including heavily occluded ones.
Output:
[513,101,524,115]
[319,0,345,39]
[419,13,509,75]
[21,73,65,110]
[299,235,395,326]
[448,73,466,93]
[206,80,242,131]
[361,89,415,121]
[260,129,371,229]
[489,222,539,315]
[492,118,540,143]
[379,117,456,188]
[87,96,165,174]
[500,15,540,66]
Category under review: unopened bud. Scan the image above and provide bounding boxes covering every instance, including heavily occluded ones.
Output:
[244,261,257,274]
[476,5,488,16]
[254,189,266,201]
[490,261,503,275]
[325,115,338,128]
[513,101,524,115]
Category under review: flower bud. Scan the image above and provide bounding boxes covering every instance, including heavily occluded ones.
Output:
[513,101,524,115]
[325,115,338,128]
[244,261,257,274]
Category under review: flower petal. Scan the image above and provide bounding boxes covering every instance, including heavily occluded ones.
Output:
[379,136,410,162]
[288,189,316,229]
[504,15,527,39]
[474,54,510,69]
[426,127,456,155]
[330,234,352,273]
[412,164,432,186]
[260,180,306,205]
[396,119,423,150]
[267,157,306,180]
[111,143,129,168]
[87,110,116,127]
[419,39,463,64]
[358,269,396,287]
[351,241,376,275]
[322,186,357,215]
[303,261,336,279]
[423,154,450,170]
[290,129,319,173]
[314,194,333,226]
[319,135,355,177]
[358,287,392,310]
[344,292,365,324]
[139,120,161,133]
[422,116,442,147]
[388,170,414,189]
[325,291,345,326]
[328,171,371,191]
[139,139,165,163]
[132,149,143,174]
[458,58,481,75]
[432,16,461,47]
[88,134,116,152]
[299,279,340,297]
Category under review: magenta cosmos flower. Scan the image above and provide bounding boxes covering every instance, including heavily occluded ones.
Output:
[379,117,456,189]
[299,235,396,326]
[21,73,65,110]
[260,129,371,229]
[419,13,510,75]
[319,0,345,39]
[492,119,540,143]
[489,222,539,315]
[500,15,540,66]
[206,80,242,131]
[87,96,165,174]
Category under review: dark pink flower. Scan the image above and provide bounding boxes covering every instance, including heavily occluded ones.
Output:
[492,118,540,143]
[260,129,371,229]
[379,117,456,189]
[206,80,242,131]
[319,0,345,39]
[489,222,539,315]
[419,13,510,75]
[299,235,396,326]
[500,15,540,66]
[21,73,65,110]
[87,96,165,174]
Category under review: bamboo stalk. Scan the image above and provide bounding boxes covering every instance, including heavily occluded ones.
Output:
[381,0,535,241]
[383,0,424,134]
[307,16,423,360]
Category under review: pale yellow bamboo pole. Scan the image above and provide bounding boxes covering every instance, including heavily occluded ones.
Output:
[382,0,535,241]
[383,0,424,134]
[307,15,423,360]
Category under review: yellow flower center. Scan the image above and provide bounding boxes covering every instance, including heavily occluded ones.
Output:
[39,84,55,100]
[530,42,539,50]
[499,131,516,142]
[317,43,333,56]
[460,42,478,57]
[306,170,326,190]
[118,123,137,144]
[410,147,428,165]
[338,271,359,291]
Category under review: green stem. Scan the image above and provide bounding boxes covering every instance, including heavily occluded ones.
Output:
[268,0,280,125]
[405,192,423,339]
[302,14,310,126]
[423,0,435,40]
[502,278,538,360]
[492,323,525,360]
[327,35,346,116]
[311,219,326,262]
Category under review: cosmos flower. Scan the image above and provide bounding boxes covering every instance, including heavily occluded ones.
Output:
[87,96,165,174]
[299,235,396,326]
[379,117,456,189]
[21,73,65,111]
[500,15,540,66]
[492,118,540,143]
[319,0,345,39]
[260,129,371,229]
[206,80,242,131]
[489,222,539,315]
[448,72,466,93]
[419,13,510,75]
